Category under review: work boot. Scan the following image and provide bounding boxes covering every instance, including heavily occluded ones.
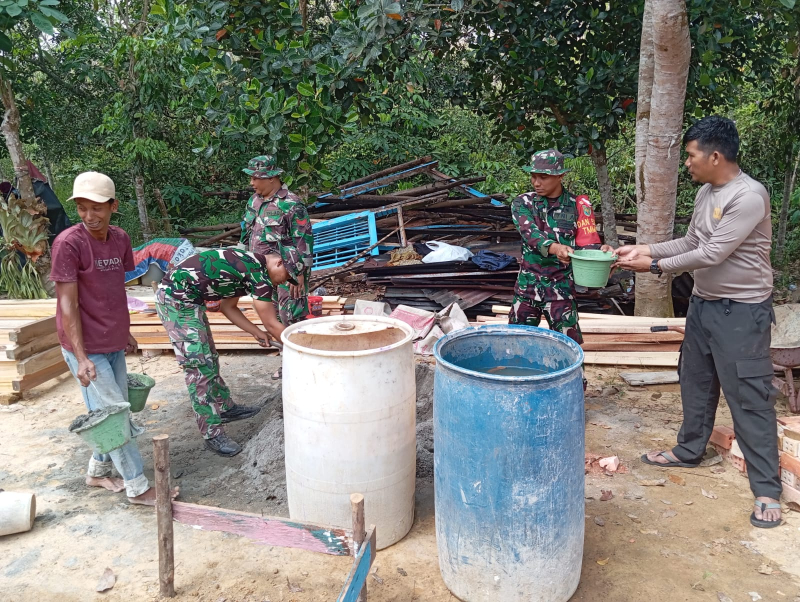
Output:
[204,433,242,457]
[219,404,261,424]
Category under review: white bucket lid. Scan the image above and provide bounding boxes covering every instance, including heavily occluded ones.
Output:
[281,315,414,357]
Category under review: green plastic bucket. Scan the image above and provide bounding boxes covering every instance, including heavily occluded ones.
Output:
[569,250,615,288]
[68,403,132,455]
[127,373,155,413]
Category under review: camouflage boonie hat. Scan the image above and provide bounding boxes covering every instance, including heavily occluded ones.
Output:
[243,155,284,179]
[522,149,570,175]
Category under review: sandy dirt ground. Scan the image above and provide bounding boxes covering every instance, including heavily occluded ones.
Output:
[2,352,800,602]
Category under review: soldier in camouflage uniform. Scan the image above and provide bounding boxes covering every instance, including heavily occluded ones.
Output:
[240,156,314,328]
[156,248,294,456]
[510,149,611,343]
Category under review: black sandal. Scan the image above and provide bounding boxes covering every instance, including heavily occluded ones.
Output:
[750,501,782,529]
[640,450,701,468]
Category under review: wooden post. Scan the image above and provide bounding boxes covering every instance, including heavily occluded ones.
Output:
[350,493,366,602]
[153,434,175,598]
[397,207,408,248]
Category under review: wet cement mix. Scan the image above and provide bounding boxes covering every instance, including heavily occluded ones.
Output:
[67,404,125,432]
[126,373,151,388]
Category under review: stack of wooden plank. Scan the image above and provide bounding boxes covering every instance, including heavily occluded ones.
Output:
[319,296,346,316]
[478,305,685,367]
[130,296,353,350]
[131,298,273,351]
[0,300,68,404]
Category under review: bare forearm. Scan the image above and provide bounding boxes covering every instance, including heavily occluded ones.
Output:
[60,301,88,360]
[253,299,285,342]
[220,300,263,338]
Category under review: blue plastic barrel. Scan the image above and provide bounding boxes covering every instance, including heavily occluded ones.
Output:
[433,325,585,602]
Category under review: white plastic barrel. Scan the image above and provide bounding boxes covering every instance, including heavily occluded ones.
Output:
[0,491,36,537]
[281,315,416,549]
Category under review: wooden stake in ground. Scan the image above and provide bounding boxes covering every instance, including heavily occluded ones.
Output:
[397,206,408,248]
[153,434,175,598]
[350,493,366,602]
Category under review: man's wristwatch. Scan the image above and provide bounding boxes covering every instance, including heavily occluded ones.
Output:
[649,259,663,276]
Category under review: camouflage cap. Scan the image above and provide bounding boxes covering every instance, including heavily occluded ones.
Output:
[243,155,284,179]
[522,149,570,175]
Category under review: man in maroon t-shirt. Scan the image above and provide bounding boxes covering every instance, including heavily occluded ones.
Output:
[52,172,177,506]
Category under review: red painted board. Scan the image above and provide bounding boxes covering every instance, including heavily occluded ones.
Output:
[172,501,352,556]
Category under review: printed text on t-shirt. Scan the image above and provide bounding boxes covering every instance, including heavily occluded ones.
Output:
[95,257,122,271]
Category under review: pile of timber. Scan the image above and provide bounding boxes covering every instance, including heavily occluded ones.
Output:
[307,157,505,221]
[0,300,67,405]
[178,222,242,247]
[130,296,347,349]
[482,305,684,367]
[361,259,633,318]
[187,157,508,252]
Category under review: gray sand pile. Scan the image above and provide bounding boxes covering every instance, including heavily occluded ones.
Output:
[240,361,436,506]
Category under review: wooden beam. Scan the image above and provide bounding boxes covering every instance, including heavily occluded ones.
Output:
[397,207,407,248]
[179,223,240,234]
[153,435,175,598]
[583,352,680,367]
[583,333,683,343]
[0,306,57,318]
[350,493,367,602]
[619,371,680,386]
[8,316,56,344]
[581,343,681,352]
[170,502,353,556]
[12,360,69,392]
[1,331,59,360]
[338,156,433,191]
[15,346,64,376]
[197,226,241,246]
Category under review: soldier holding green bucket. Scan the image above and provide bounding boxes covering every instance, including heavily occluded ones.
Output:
[510,149,616,345]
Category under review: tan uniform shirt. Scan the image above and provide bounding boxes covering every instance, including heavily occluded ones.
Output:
[649,172,772,303]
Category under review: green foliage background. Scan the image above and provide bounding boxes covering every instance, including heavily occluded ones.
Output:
[0,0,798,278]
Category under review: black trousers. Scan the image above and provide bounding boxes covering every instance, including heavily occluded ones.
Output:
[672,295,781,500]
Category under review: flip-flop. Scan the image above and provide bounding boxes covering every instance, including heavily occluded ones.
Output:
[750,501,782,529]
[271,367,282,381]
[640,450,701,468]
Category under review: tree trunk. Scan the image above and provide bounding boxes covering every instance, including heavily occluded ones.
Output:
[299,0,308,30]
[0,75,37,209]
[43,155,55,189]
[634,0,690,317]
[589,146,619,248]
[134,170,152,241]
[634,0,654,213]
[153,187,172,233]
[777,145,800,263]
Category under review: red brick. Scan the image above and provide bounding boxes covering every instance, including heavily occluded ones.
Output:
[780,451,800,477]
[710,442,747,474]
[727,453,747,474]
[710,425,735,450]
[782,482,800,505]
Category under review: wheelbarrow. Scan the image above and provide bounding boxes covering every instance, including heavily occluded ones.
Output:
[772,304,800,413]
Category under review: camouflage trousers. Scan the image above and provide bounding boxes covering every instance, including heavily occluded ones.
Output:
[508,295,584,344]
[273,273,309,326]
[155,290,232,439]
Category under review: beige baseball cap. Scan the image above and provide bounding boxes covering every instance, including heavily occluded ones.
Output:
[67,171,116,203]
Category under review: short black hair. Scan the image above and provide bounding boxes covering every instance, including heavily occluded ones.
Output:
[683,116,740,162]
